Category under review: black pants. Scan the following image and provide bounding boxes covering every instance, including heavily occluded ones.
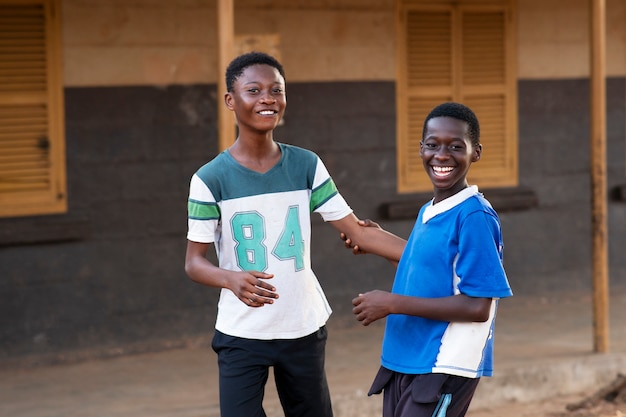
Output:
[212,326,333,417]
[369,367,480,417]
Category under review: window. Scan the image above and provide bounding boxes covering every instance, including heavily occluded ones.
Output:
[396,0,518,192]
[0,0,66,217]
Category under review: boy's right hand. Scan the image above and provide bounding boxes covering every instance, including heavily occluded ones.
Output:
[230,271,278,307]
[352,290,393,326]
[340,219,381,255]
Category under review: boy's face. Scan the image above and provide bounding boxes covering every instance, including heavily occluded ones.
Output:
[225,64,286,134]
[420,116,482,201]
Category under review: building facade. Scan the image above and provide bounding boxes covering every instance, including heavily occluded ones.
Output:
[0,0,625,360]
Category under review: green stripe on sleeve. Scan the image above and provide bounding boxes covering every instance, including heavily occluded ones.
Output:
[188,199,220,220]
[310,178,338,212]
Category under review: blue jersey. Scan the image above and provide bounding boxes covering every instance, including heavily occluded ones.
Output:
[381,186,512,378]
[187,143,353,340]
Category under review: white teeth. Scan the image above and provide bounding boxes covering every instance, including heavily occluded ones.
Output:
[259,110,275,115]
[432,166,454,177]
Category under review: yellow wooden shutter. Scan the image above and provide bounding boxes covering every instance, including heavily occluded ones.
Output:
[460,6,517,187]
[0,0,66,217]
[396,0,517,193]
[397,6,455,191]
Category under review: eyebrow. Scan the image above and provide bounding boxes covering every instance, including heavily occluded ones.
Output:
[424,135,465,141]
[240,80,284,87]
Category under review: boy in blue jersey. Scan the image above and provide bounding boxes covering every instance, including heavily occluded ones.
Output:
[184,52,403,417]
[342,102,513,417]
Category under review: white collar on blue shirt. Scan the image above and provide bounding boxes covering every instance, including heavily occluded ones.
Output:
[422,185,480,223]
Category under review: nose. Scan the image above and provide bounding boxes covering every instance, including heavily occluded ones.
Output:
[434,146,451,160]
[260,92,276,104]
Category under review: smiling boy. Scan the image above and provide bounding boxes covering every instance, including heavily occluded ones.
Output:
[184,52,403,417]
[345,102,513,417]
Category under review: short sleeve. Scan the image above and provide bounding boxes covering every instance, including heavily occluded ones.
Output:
[455,210,512,298]
[311,158,353,221]
[187,174,220,243]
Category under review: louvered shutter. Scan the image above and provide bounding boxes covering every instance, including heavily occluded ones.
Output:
[396,1,517,193]
[398,7,455,191]
[461,7,517,186]
[0,0,66,217]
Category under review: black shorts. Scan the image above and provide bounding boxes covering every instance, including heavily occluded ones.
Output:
[368,366,480,417]
[211,326,333,417]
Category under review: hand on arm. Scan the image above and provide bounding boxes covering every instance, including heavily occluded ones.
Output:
[331,214,406,263]
[339,218,401,267]
[352,291,492,326]
[340,219,379,254]
[185,240,278,307]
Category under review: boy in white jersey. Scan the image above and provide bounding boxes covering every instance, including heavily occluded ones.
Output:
[185,52,403,417]
[342,102,513,417]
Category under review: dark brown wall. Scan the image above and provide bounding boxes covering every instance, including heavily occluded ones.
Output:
[1,79,625,363]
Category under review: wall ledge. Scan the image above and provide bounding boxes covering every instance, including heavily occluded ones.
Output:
[0,214,90,247]
[379,187,539,220]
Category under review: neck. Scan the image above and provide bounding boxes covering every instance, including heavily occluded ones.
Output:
[228,138,281,173]
[433,182,469,204]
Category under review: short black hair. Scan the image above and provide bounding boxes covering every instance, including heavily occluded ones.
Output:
[422,102,480,146]
[225,52,286,92]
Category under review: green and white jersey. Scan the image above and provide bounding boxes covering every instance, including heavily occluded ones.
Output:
[187,143,353,340]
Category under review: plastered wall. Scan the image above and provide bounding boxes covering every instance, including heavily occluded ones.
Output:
[62,0,395,86]
[518,0,625,78]
[62,0,626,87]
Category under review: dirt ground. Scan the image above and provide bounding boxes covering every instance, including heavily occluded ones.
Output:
[2,287,626,417]
[469,393,626,417]
[2,327,624,417]
[468,374,626,417]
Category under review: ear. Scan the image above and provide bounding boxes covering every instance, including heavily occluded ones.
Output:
[224,92,234,110]
[472,143,483,162]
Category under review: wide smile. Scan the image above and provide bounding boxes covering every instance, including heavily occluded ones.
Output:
[257,110,278,116]
[431,166,455,177]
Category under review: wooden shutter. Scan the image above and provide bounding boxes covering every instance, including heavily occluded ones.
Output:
[396,0,518,193]
[0,0,66,217]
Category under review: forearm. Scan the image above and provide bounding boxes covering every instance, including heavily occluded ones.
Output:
[185,241,277,307]
[390,294,492,322]
[332,214,406,262]
[352,227,406,262]
[184,254,232,290]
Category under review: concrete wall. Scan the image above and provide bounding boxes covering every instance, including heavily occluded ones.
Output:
[1,0,626,362]
[2,78,625,362]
